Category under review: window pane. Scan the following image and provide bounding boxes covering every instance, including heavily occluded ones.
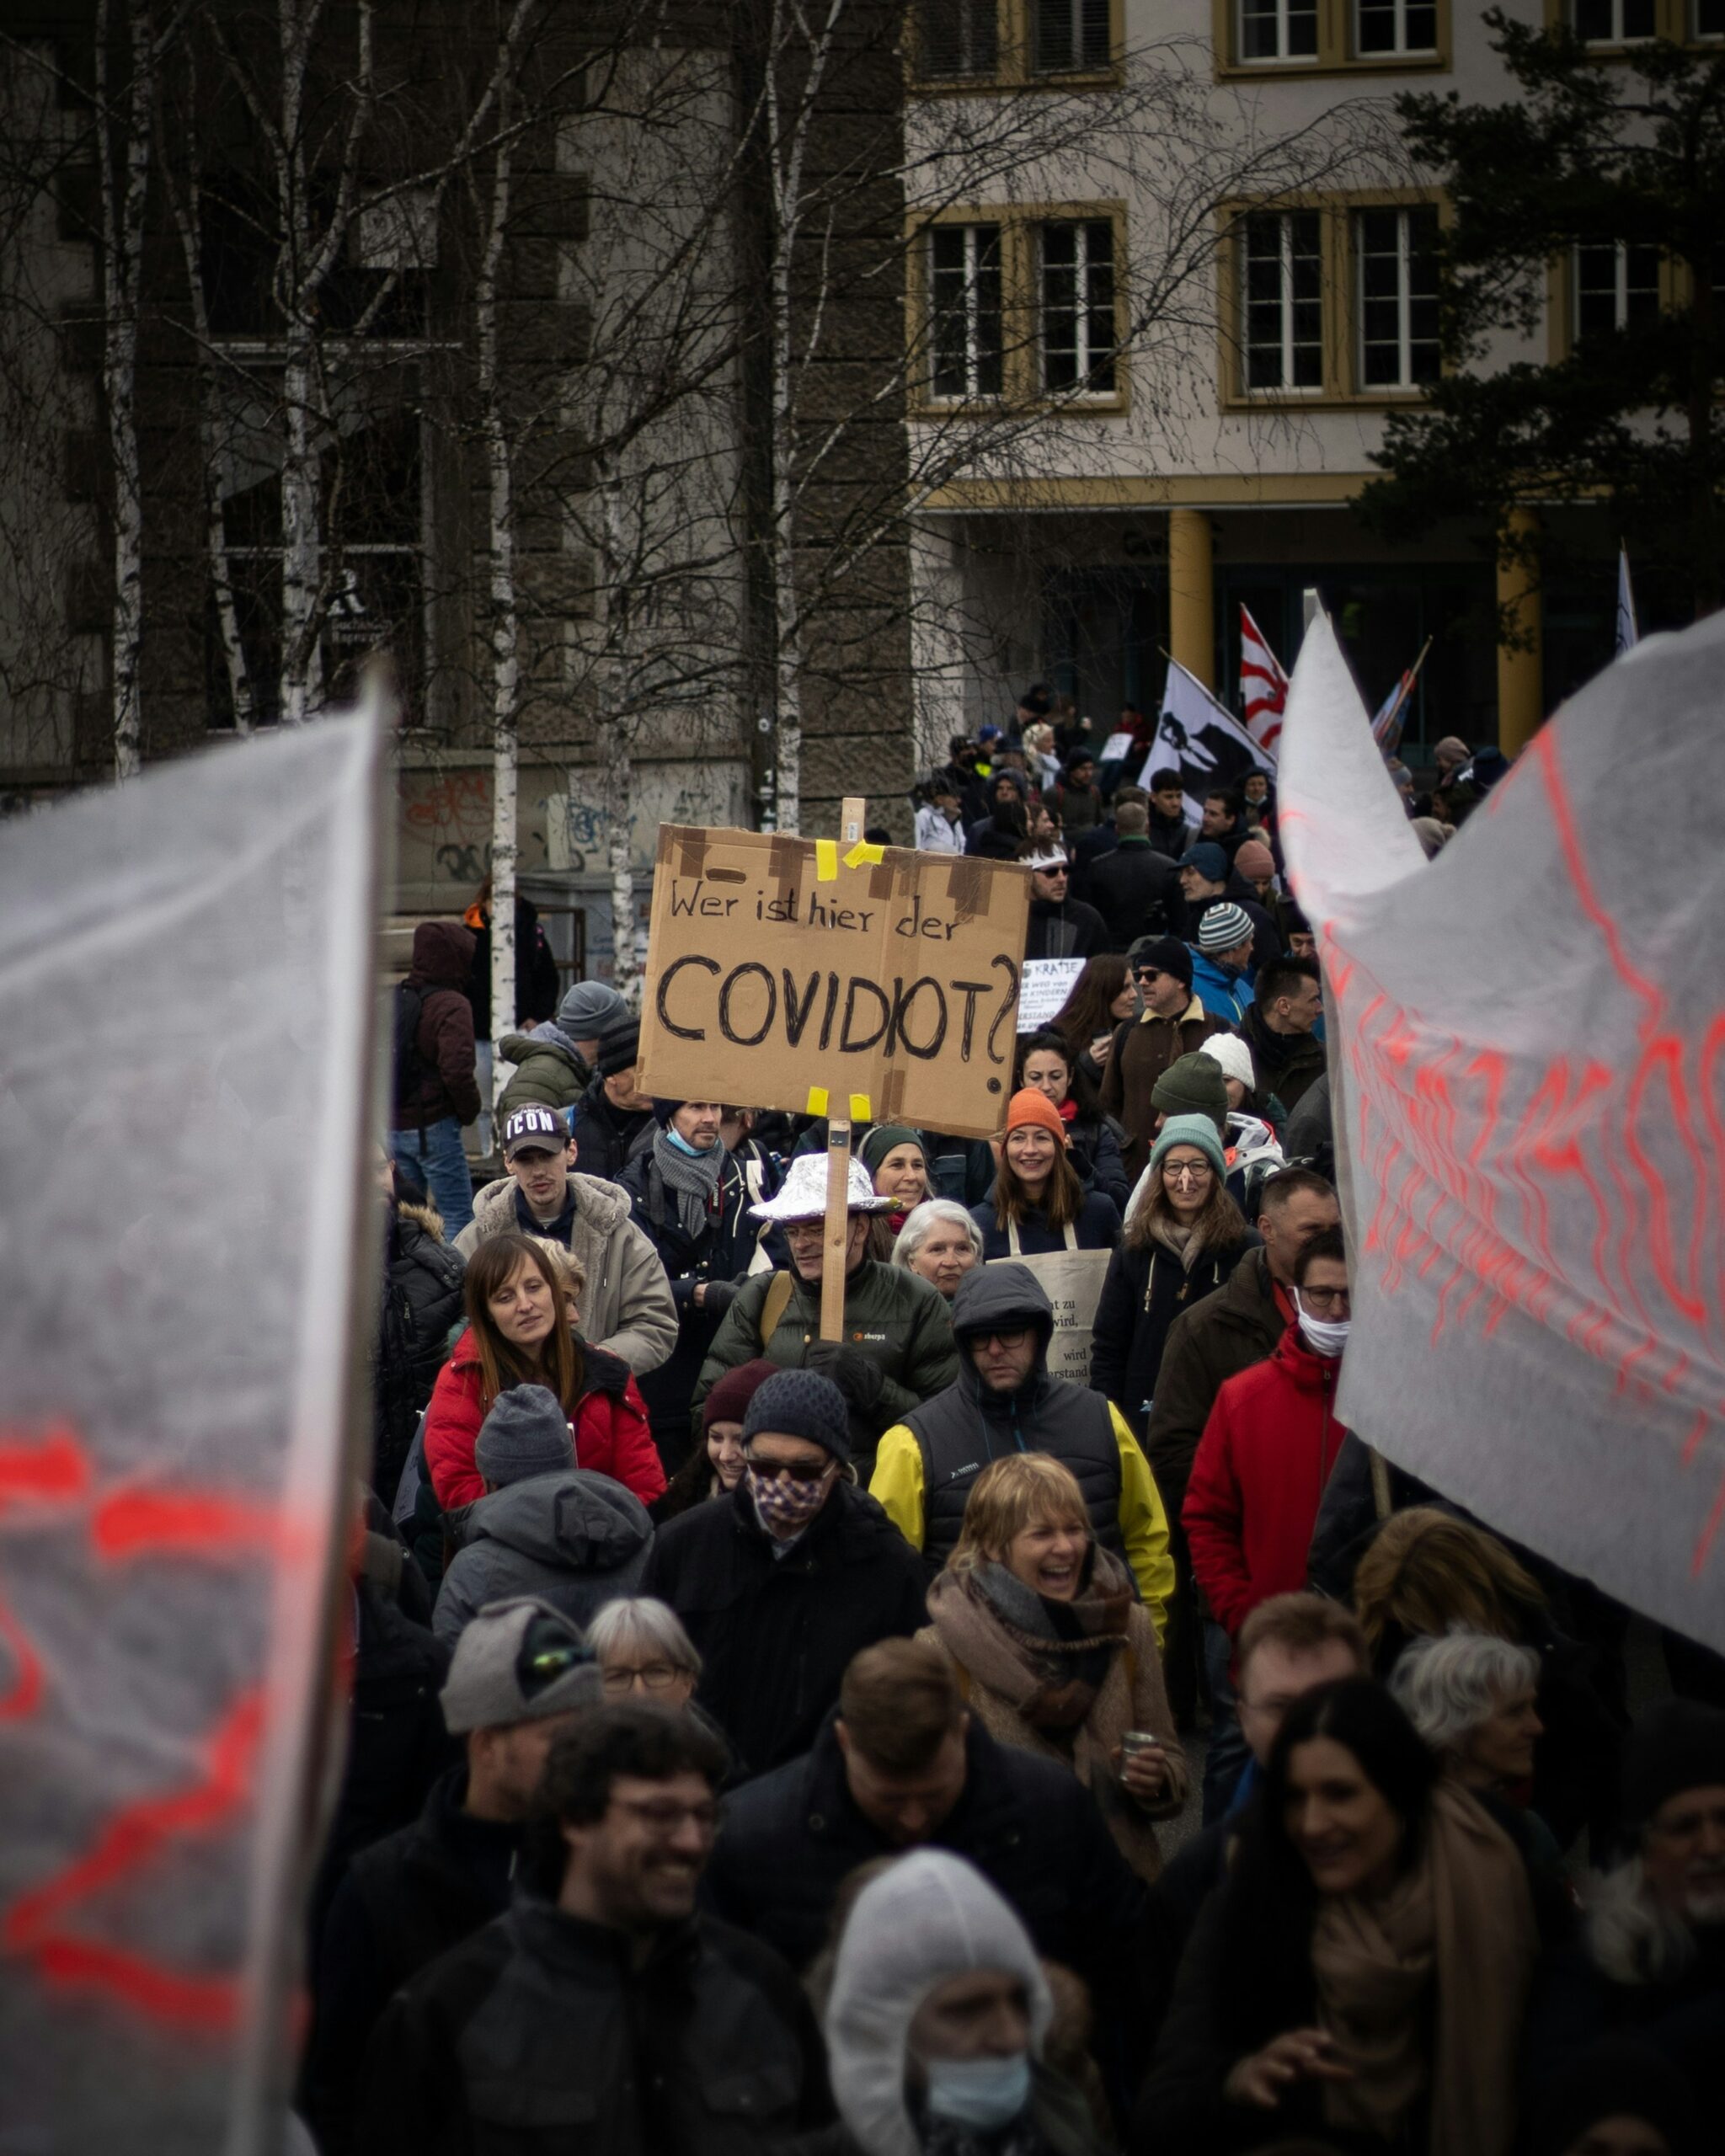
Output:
[1624,242,1659,322]
[1084,220,1116,390]
[1289,2,1319,54]
[1700,0,1725,38]
[1043,224,1079,390]
[1407,3,1438,45]
[919,0,1001,77]
[1081,0,1112,65]
[1356,0,1397,51]
[1622,0,1656,30]
[1239,0,1316,60]
[974,228,1003,398]
[1034,0,1113,70]
[1244,211,1322,390]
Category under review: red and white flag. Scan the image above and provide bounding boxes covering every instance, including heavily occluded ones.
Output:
[1238,605,1288,753]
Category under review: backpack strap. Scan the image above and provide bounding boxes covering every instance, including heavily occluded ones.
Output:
[759,1269,796,1349]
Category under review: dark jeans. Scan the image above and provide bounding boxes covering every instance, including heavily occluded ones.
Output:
[391,1118,475,1235]
[1202,1620,1252,1825]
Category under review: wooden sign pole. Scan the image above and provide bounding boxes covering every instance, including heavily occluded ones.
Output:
[819,795,868,1342]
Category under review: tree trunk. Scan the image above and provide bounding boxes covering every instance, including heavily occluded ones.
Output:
[96,0,156,781]
[596,471,638,995]
[478,125,519,1091]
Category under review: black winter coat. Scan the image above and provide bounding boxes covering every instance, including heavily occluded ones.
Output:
[1025,895,1108,962]
[1085,839,1182,953]
[638,1481,927,1780]
[302,1765,521,2154]
[356,1897,832,2156]
[1090,1227,1261,1440]
[621,1144,766,1464]
[569,1073,655,1184]
[462,894,560,1040]
[1065,1109,1133,1215]
[704,1711,1151,2005]
[373,1199,465,1504]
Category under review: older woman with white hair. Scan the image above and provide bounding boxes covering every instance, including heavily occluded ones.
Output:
[822,1849,1107,2156]
[1391,1628,1545,1802]
[889,1198,984,1302]
[585,1594,702,1709]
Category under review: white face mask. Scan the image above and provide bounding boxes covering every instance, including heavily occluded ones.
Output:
[922,2052,1033,2132]
[1293,1289,1350,1359]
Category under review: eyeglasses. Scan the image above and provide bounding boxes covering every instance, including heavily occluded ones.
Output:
[969,1326,1031,1350]
[601,1662,686,1694]
[1162,1161,1214,1184]
[1299,1285,1351,1312]
[745,1452,833,1485]
[1132,968,1166,985]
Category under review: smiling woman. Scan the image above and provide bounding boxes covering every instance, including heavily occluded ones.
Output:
[918,1453,1186,1882]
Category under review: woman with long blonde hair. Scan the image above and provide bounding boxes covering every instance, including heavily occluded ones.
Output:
[919,1453,1185,1881]
[422,1230,664,1512]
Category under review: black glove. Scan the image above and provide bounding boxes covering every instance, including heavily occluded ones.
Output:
[700,1278,739,1321]
[804,1340,886,1412]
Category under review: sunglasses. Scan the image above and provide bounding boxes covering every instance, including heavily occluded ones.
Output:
[745,1452,833,1485]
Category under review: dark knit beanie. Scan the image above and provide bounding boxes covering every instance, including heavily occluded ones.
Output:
[475,1384,575,1486]
[1151,1050,1228,1137]
[702,1358,780,1435]
[1621,1698,1725,1836]
[741,1369,852,1466]
[595,1012,640,1077]
[1127,934,1192,990]
[858,1124,923,1177]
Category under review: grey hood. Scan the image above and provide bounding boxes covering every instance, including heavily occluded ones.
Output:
[949,1261,1055,1356]
[463,1469,653,1572]
[823,1851,1052,2156]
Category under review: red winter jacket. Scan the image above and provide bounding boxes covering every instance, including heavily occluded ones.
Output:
[1183,1321,1348,1639]
[425,1329,667,1512]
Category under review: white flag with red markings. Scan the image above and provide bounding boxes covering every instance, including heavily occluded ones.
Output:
[1279,611,1725,1652]
[1238,604,1288,754]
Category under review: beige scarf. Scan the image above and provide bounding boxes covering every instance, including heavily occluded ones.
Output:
[1311,1782,1535,2156]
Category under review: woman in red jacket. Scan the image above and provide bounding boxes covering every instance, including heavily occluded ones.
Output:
[424,1231,665,1512]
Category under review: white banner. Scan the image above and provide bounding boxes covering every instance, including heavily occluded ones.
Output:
[0,713,381,2147]
[1016,957,1086,1033]
[1137,659,1277,829]
[1279,612,1725,1652]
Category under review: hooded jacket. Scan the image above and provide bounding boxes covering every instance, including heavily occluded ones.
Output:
[395,922,482,1131]
[452,1169,676,1378]
[422,1331,667,1513]
[494,1024,589,1123]
[356,1892,831,2156]
[820,1851,1100,2156]
[1186,948,1255,1027]
[638,1479,928,1781]
[869,1264,1173,1629]
[1183,1320,1348,1638]
[431,1469,654,1643]
[1141,1245,1291,1526]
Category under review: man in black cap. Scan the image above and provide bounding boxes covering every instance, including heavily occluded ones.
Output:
[1099,936,1233,1182]
[1529,1697,1725,2092]
[304,1599,602,2152]
[639,1369,927,1778]
[456,1103,676,1378]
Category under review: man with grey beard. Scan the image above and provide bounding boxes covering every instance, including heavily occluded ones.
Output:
[1527,1697,1725,2092]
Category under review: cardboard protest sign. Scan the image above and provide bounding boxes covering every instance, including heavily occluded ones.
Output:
[0,714,379,2146]
[1279,611,1725,1652]
[1017,958,1085,1033]
[638,826,1030,1139]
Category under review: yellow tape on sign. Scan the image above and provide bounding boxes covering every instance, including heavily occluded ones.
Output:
[843,840,885,868]
[805,1086,830,1116]
[814,839,839,882]
[850,1093,872,1123]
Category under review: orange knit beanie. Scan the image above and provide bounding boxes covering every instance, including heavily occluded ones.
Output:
[1004,1086,1069,1143]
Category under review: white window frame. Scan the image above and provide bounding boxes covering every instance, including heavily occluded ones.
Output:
[1039,218,1117,396]
[1570,0,1657,43]
[1354,206,1439,390]
[928,222,1003,403]
[1236,0,1319,63]
[1573,240,1659,340]
[1242,210,1323,393]
[1354,0,1439,56]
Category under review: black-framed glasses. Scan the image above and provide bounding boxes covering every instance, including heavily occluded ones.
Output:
[969,1326,1031,1350]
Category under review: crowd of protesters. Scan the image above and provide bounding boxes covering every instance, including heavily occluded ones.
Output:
[340,691,1724,2156]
